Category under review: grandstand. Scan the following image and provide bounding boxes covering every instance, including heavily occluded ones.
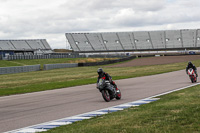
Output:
[0,39,52,57]
[65,29,200,53]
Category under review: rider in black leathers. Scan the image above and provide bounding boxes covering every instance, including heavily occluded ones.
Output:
[97,68,118,90]
[186,61,198,77]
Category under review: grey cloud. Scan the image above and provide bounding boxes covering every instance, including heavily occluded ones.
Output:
[113,0,166,11]
[1,0,200,49]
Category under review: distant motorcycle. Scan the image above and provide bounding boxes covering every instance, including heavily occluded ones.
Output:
[187,68,197,83]
[97,77,121,102]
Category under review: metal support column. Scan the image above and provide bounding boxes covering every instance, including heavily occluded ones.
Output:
[148,32,154,49]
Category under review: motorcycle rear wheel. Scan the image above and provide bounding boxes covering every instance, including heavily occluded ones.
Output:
[102,90,111,102]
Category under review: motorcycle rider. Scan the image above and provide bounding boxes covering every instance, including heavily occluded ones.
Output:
[186,61,198,77]
[97,68,118,91]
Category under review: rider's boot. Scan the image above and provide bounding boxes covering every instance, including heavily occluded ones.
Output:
[113,84,120,94]
[113,84,118,90]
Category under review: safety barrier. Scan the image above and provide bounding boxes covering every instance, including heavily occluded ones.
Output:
[88,54,127,58]
[3,54,128,61]
[0,56,150,74]
[0,65,40,75]
[4,55,86,60]
[43,63,78,70]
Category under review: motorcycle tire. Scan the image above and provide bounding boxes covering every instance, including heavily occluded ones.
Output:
[116,90,121,100]
[102,90,111,102]
[191,78,194,83]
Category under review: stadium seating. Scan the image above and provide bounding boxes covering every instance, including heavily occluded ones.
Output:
[10,40,32,50]
[0,39,52,51]
[181,29,196,48]
[85,33,107,51]
[149,31,165,49]
[116,32,134,50]
[165,30,182,48]
[197,30,200,47]
[41,39,52,49]
[134,31,152,50]
[0,40,16,50]
[26,40,45,49]
[101,32,124,51]
[66,29,200,52]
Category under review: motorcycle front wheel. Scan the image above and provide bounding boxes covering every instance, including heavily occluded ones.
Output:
[102,90,111,102]
[190,76,194,83]
[116,89,121,100]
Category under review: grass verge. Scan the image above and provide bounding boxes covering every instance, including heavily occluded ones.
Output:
[44,84,200,133]
[0,58,117,69]
[0,59,200,96]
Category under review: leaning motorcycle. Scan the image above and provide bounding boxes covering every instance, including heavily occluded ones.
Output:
[187,68,197,83]
[97,77,121,102]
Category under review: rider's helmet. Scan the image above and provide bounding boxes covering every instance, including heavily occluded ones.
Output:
[97,68,104,76]
[188,61,192,66]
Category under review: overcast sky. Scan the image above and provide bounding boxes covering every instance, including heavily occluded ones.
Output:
[0,0,200,49]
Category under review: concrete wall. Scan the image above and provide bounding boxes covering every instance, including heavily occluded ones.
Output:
[0,65,40,75]
[44,63,78,70]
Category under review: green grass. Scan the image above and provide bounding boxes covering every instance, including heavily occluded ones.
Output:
[44,85,200,133]
[1,57,200,132]
[0,58,200,96]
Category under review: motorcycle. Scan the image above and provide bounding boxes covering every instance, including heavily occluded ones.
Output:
[187,68,197,83]
[97,77,121,102]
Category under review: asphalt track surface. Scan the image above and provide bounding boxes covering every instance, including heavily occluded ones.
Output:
[0,69,198,132]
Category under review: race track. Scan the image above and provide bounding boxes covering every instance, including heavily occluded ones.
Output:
[0,68,198,132]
